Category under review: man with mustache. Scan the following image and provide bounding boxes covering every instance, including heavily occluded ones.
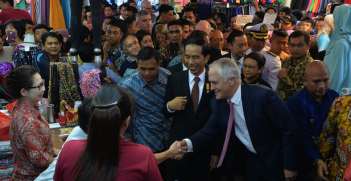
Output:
[286,61,339,180]
[277,30,313,103]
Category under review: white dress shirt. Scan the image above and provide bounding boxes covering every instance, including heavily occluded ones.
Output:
[167,69,206,112]
[182,63,187,71]
[185,84,257,154]
[230,53,244,73]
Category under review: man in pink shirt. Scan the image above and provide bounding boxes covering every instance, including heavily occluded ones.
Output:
[0,0,32,24]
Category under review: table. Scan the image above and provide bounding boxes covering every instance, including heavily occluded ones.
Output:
[50,128,65,150]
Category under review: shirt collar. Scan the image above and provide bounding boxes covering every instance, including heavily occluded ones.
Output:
[126,56,136,63]
[182,63,187,71]
[302,87,331,104]
[188,69,206,83]
[230,54,244,65]
[229,84,242,106]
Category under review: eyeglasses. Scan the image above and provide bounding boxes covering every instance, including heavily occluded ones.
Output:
[28,80,45,90]
[243,65,258,70]
[142,7,152,11]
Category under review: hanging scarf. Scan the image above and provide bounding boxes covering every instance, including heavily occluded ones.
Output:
[57,64,81,108]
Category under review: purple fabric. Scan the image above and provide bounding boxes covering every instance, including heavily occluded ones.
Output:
[102,11,106,22]
[56,29,69,39]
[46,0,50,25]
[0,63,12,76]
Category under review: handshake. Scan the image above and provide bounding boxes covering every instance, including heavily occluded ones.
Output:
[167,140,188,160]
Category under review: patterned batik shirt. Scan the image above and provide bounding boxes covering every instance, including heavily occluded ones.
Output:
[10,100,54,180]
[278,55,313,102]
[122,67,172,152]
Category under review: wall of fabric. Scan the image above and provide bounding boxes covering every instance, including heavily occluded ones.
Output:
[30,0,66,30]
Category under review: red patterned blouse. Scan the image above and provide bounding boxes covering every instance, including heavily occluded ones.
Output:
[10,101,54,180]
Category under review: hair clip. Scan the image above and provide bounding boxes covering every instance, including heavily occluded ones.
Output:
[93,101,118,109]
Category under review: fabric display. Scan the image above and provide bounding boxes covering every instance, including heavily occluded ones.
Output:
[291,0,332,13]
[0,63,13,100]
[12,45,42,69]
[49,63,82,115]
[0,143,13,180]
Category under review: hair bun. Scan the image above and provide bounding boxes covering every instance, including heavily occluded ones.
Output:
[5,69,18,86]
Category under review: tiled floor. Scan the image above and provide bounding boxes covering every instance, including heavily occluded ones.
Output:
[50,128,65,150]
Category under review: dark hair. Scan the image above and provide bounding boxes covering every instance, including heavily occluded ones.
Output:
[0,25,5,37]
[5,19,25,41]
[280,7,292,15]
[243,23,256,31]
[244,52,266,69]
[119,3,129,10]
[179,19,190,26]
[105,16,116,21]
[292,9,303,20]
[137,47,159,63]
[255,11,265,20]
[70,85,135,181]
[301,17,314,27]
[230,14,237,19]
[120,33,137,49]
[315,50,326,61]
[78,98,93,133]
[221,29,231,34]
[309,41,318,59]
[123,17,136,34]
[209,22,216,30]
[189,30,208,39]
[167,20,183,29]
[227,30,244,45]
[135,29,152,45]
[315,18,324,23]
[20,18,33,26]
[33,24,51,33]
[0,0,13,7]
[185,38,211,57]
[288,30,310,45]
[41,31,63,45]
[89,29,105,43]
[182,7,196,16]
[108,18,123,30]
[216,12,227,25]
[78,42,95,63]
[265,7,276,13]
[159,4,173,16]
[271,29,288,41]
[179,38,188,53]
[126,6,137,13]
[127,0,136,5]
[5,65,39,99]
[104,3,112,9]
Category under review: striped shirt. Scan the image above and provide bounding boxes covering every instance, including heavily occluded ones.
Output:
[122,67,172,152]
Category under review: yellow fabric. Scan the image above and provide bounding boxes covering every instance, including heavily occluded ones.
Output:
[49,0,66,30]
[319,95,351,181]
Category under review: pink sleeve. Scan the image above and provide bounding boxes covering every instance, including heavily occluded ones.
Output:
[53,154,64,181]
[146,150,163,181]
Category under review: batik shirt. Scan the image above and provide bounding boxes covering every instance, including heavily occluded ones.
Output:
[319,95,351,181]
[10,101,54,180]
[278,55,313,102]
[122,67,172,152]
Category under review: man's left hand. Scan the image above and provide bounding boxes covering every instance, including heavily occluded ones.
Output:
[284,169,297,181]
[210,155,219,171]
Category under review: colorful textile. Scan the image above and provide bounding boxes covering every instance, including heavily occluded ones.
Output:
[278,55,313,103]
[121,67,172,152]
[0,62,12,99]
[10,101,54,180]
[49,0,66,30]
[167,55,182,68]
[79,69,102,98]
[57,64,81,107]
[118,68,137,86]
[319,95,351,181]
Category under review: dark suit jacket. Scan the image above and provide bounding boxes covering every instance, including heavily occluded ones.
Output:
[215,52,230,61]
[163,70,216,164]
[208,46,222,64]
[189,83,300,173]
[168,62,183,74]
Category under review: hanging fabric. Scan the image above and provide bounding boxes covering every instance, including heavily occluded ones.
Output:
[49,0,66,30]
[12,45,42,68]
[35,0,42,24]
[60,0,71,29]
[15,0,26,10]
[30,0,35,24]
[309,0,315,12]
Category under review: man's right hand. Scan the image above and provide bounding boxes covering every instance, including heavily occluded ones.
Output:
[168,96,187,111]
[317,160,329,181]
[173,140,188,159]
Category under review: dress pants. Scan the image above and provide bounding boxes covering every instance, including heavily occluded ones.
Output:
[245,150,285,181]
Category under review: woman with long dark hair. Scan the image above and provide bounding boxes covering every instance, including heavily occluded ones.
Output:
[54,85,163,181]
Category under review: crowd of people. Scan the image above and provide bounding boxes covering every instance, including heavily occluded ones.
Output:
[1,0,351,180]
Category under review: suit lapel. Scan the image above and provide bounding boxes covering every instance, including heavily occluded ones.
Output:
[182,70,194,114]
[241,84,254,142]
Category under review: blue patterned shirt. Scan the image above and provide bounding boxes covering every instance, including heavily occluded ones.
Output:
[167,55,182,68]
[122,67,172,152]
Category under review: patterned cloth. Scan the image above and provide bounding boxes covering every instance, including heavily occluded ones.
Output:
[10,100,54,180]
[319,95,351,181]
[0,62,13,99]
[107,44,123,64]
[121,67,172,152]
[278,55,313,102]
[157,43,178,68]
[113,44,128,72]
[79,69,102,98]
[167,55,182,68]
[118,68,137,86]
[12,45,42,68]
[57,63,81,107]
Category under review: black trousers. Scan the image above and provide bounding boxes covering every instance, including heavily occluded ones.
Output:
[70,0,102,50]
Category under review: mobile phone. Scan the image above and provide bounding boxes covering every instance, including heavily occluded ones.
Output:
[8,31,15,43]
[107,59,111,65]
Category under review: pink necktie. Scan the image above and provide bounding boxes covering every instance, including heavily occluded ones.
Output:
[217,101,234,168]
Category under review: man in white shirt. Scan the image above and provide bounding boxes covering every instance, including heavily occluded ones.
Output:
[176,58,300,181]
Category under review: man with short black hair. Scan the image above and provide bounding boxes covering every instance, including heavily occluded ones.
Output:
[117,3,129,20]
[104,4,113,17]
[33,24,51,46]
[300,17,314,34]
[119,34,140,76]
[179,19,190,39]
[222,29,231,52]
[182,7,196,23]
[125,6,137,18]
[158,5,173,26]
[102,16,116,32]
[20,18,33,34]
[215,12,227,27]
[0,0,32,24]
[278,30,313,102]
[279,6,292,19]
[230,14,241,31]
[189,21,196,35]
[269,29,290,61]
[167,39,188,73]
[281,14,297,31]
[136,10,152,32]
[123,17,138,35]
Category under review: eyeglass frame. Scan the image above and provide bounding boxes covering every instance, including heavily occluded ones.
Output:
[27,79,45,90]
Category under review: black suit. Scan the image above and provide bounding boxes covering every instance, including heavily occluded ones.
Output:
[163,70,216,181]
[215,52,230,61]
[208,46,222,64]
[168,62,183,74]
[189,84,300,179]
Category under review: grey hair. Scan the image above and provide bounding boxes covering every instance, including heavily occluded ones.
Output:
[136,10,150,22]
[209,58,241,82]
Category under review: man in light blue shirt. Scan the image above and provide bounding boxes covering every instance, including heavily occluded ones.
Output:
[78,42,121,84]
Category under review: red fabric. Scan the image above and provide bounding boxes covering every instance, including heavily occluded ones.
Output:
[345,161,351,181]
[0,8,32,24]
[0,112,10,141]
[10,101,54,180]
[345,0,351,4]
[5,101,16,113]
[54,139,163,181]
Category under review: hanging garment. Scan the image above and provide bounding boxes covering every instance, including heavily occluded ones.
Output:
[35,0,42,24]
[57,63,81,108]
[313,0,321,13]
[309,0,315,12]
[15,0,26,10]
[312,0,319,12]
[60,0,71,29]
[49,0,66,30]
[12,45,42,68]
[318,0,326,13]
